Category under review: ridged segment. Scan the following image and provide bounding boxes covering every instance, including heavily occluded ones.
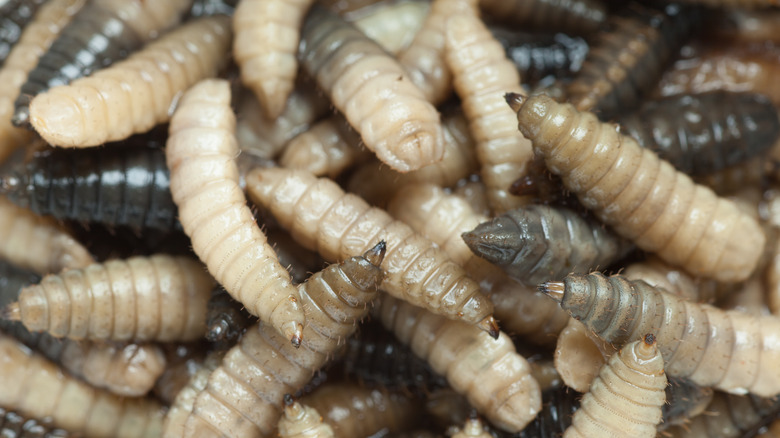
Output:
[481,0,607,36]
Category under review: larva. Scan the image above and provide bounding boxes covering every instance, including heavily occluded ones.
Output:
[1,133,179,233]
[617,91,780,175]
[0,0,84,163]
[0,333,165,437]
[565,3,699,120]
[444,11,534,213]
[161,350,224,436]
[277,394,335,438]
[424,387,472,431]
[2,254,215,342]
[205,287,252,343]
[246,167,499,337]
[452,417,491,438]
[266,228,327,284]
[12,0,192,127]
[347,109,478,207]
[28,15,232,148]
[178,243,386,437]
[490,29,589,86]
[554,318,616,392]
[563,335,667,438]
[300,383,423,438]
[480,0,607,36]
[462,205,633,286]
[375,294,542,432]
[516,386,581,438]
[622,256,726,303]
[0,407,71,438]
[527,357,562,391]
[166,79,305,345]
[236,78,329,160]
[661,377,714,429]
[452,178,490,218]
[396,0,478,105]
[696,157,768,196]
[489,280,570,346]
[337,322,447,395]
[665,392,780,438]
[350,0,428,56]
[0,0,48,67]
[233,0,314,120]
[0,196,93,275]
[541,272,780,397]
[299,5,445,173]
[507,93,766,282]
[278,114,370,179]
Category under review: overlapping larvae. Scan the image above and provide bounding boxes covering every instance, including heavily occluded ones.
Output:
[27,15,232,147]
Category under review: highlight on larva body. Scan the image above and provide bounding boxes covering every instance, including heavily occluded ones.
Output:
[0,0,48,67]
[452,417,492,438]
[444,11,534,213]
[541,272,780,397]
[507,92,766,282]
[178,243,386,437]
[480,0,607,36]
[1,132,178,233]
[0,196,93,275]
[0,406,72,438]
[166,78,305,345]
[563,335,667,438]
[375,294,542,433]
[28,15,232,148]
[0,334,165,438]
[299,5,445,172]
[233,0,314,120]
[2,254,214,341]
[462,204,633,286]
[246,167,500,338]
[12,0,193,127]
[277,394,335,438]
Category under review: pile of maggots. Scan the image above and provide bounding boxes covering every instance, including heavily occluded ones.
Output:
[2,0,780,436]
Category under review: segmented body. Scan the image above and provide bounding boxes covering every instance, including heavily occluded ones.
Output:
[375,294,541,433]
[563,336,666,438]
[246,167,499,336]
[444,11,534,213]
[277,396,335,438]
[666,392,780,437]
[509,93,765,282]
[0,334,165,438]
[12,0,192,127]
[462,205,633,285]
[0,0,48,67]
[350,0,428,55]
[0,196,93,275]
[28,16,232,147]
[0,407,72,438]
[299,6,444,172]
[491,29,589,85]
[617,91,780,175]
[566,4,699,119]
[545,273,780,397]
[178,244,385,437]
[480,0,606,35]
[301,384,422,438]
[2,135,178,233]
[166,79,304,344]
[5,254,214,341]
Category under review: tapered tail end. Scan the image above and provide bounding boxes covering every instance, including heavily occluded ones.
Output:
[505,92,526,113]
[364,240,387,267]
[478,315,500,340]
[286,322,304,348]
[538,281,565,302]
[1,302,20,321]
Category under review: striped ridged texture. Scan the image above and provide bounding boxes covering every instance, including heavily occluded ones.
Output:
[491,30,589,85]
[3,134,178,232]
[0,0,84,163]
[0,196,93,276]
[28,16,232,147]
[0,334,165,438]
[0,406,72,438]
[8,255,214,341]
[173,245,384,438]
[0,0,48,67]
[665,392,780,437]
[617,91,780,175]
[556,273,780,397]
[299,6,444,172]
[444,12,534,214]
[563,337,666,438]
[166,79,304,344]
[511,93,765,282]
[566,3,699,120]
[246,167,499,336]
[233,0,314,119]
[375,295,541,433]
[12,0,192,127]
[481,0,607,35]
